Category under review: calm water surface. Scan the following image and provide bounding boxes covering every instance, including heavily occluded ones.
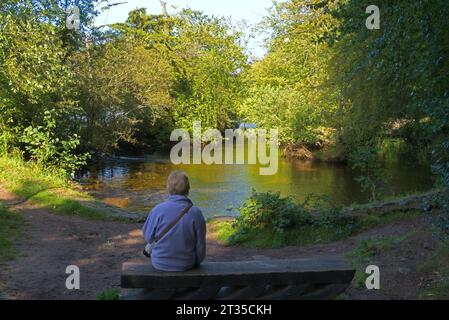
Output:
[79,152,433,219]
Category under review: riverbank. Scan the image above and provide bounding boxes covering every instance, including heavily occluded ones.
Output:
[1,186,447,299]
[0,156,145,222]
[208,190,440,248]
[0,153,440,252]
[1,155,447,299]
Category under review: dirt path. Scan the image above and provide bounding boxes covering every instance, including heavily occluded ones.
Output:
[0,188,439,300]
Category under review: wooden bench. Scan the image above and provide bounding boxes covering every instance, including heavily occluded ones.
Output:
[121,258,355,300]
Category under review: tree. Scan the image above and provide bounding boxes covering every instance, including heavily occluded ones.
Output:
[0,0,106,160]
[0,0,76,149]
[241,0,340,147]
[74,37,175,153]
[170,9,248,132]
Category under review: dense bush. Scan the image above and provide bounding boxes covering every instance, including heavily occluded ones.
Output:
[229,190,350,244]
[21,110,90,177]
[234,190,310,233]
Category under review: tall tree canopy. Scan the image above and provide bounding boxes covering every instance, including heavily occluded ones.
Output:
[1,0,449,192]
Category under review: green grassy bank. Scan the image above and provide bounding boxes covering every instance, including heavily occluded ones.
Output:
[0,155,129,222]
[209,210,424,249]
[0,203,22,262]
[0,203,23,295]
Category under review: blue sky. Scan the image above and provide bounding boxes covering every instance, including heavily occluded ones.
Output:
[95,0,275,57]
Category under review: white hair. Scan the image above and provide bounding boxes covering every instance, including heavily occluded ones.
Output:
[167,171,190,196]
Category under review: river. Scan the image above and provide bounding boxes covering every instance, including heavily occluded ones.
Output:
[78,150,434,219]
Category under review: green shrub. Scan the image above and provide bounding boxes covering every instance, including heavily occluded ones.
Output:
[21,110,90,177]
[234,190,311,233]
[97,289,120,300]
[229,190,349,245]
[0,118,19,157]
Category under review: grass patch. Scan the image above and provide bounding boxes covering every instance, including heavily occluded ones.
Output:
[232,226,348,249]
[0,156,68,199]
[0,203,23,262]
[418,245,449,300]
[30,189,116,221]
[0,203,23,295]
[97,288,120,300]
[210,220,354,249]
[207,219,235,244]
[347,234,412,287]
[0,155,129,222]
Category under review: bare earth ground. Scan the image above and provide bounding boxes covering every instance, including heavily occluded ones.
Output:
[0,188,441,300]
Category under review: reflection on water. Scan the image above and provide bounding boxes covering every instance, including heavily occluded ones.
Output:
[79,152,434,219]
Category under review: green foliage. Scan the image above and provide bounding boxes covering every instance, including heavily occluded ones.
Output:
[21,110,90,177]
[240,85,326,145]
[0,0,101,167]
[0,155,129,222]
[171,9,248,132]
[74,36,176,153]
[234,190,309,234]
[220,189,423,248]
[0,154,67,198]
[76,7,247,152]
[0,203,23,262]
[241,0,340,146]
[331,0,449,187]
[1,0,447,209]
[0,1,249,166]
[242,0,449,200]
[351,146,385,202]
[97,288,120,300]
[0,117,19,156]
[228,190,352,245]
[0,1,75,122]
[30,188,113,221]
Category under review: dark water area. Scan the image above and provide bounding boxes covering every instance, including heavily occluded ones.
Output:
[78,150,434,219]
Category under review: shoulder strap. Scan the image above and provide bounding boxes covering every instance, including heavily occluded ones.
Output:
[154,204,193,243]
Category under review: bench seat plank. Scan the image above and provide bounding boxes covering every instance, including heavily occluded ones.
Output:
[121,258,355,300]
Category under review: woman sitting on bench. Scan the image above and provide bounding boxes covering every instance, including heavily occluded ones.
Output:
[142,171,207,272]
